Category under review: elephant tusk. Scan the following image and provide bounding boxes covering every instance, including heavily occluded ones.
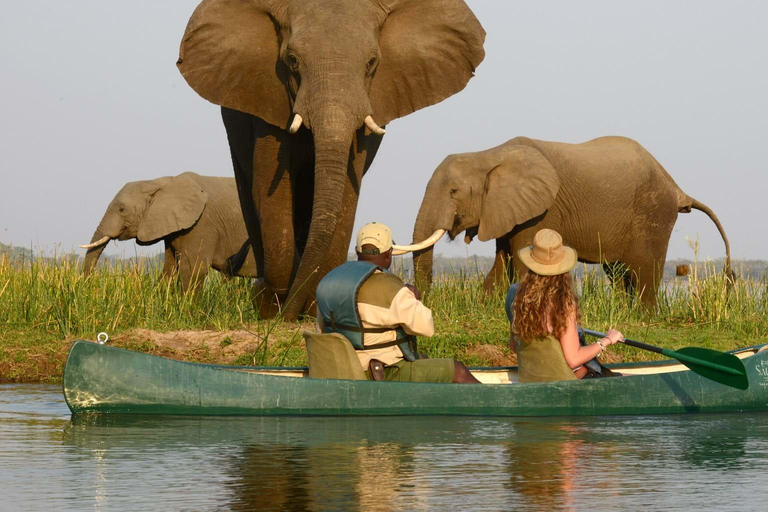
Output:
[79,235,111,249]
[391,229,446,255]
[364,115,386,135]
[288,114,303,134]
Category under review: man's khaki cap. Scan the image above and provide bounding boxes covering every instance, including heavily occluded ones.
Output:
[356,222,393,254]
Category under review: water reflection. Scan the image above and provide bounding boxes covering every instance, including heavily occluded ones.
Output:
[504,423,584,510]
[60,414,768,511]
[226,441,416,510]
[4,386,768,511]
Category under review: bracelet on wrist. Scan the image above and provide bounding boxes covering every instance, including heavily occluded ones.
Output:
[596,339,606,356]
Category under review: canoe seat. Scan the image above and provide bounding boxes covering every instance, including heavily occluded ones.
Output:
[303,331,368,380]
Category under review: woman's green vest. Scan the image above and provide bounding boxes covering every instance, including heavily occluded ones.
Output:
[517,334,577,383]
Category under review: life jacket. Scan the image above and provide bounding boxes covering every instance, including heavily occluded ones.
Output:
[316,261,419,362]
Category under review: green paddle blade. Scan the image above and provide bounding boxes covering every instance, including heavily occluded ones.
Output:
[663,347,749,390]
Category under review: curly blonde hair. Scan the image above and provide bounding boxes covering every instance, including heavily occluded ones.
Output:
[513,271,581,341]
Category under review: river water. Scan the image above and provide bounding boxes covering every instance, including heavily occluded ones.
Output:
[2,384,767,511]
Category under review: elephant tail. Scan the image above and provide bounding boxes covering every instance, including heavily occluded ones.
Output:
[227,239,251,276]
[686,198,734,281]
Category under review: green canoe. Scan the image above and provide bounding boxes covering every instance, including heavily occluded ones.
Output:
[63,340,768,416]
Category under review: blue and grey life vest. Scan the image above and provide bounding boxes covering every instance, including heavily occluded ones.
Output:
[316,261,419,362]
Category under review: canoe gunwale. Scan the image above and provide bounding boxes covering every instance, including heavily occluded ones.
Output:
[122,344,768,373]
[62,340,768,417]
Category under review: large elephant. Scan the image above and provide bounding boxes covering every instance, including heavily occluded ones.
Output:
[409,136,733,306]
[177,0,485,319]
[81,172,257,290]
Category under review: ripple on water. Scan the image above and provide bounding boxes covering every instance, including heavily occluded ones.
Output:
[2,385,768,511]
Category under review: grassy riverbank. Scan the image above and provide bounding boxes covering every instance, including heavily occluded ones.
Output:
[1,253,766,383]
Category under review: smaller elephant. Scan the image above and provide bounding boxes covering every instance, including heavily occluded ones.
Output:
[81,172,258,290]
[408,136,732,306]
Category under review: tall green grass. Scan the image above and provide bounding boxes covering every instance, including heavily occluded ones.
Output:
[578,259,767,339]
[0,252,765,354]
[0,254,259,338]
[422,256,766,363]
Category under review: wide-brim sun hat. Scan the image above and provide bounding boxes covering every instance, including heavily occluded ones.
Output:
[518,229,578,276]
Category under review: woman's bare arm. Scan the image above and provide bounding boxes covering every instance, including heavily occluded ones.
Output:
[559,315,622,369]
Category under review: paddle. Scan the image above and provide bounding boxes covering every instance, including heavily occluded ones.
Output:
[583,329,749,390]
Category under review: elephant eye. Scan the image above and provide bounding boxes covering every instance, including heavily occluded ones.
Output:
[118,206,126,214]
[285,52,300,72]
[450,188,459,196]
[366,54,378,74]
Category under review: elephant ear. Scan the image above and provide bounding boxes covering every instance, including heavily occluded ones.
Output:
[370,0,486,126]
[137,175,208,243]
[478,146,561,242]
[177,0,291,129]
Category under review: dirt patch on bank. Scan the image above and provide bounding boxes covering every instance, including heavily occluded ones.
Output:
[468,344,517,366]
[0,325,314,383]
[110,329,262,364]
[109,327,307,365]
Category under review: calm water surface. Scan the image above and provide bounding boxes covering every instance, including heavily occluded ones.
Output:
[2,384,767,511]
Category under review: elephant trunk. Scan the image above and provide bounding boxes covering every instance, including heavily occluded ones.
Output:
[81,207,124,275]
[412,203,441,293]
[281,116,358,320]
[412,181,458,292]
[82,229,111,275]
[412,245,435,294]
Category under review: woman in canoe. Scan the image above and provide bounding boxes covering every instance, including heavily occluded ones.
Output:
[512,229,624,382]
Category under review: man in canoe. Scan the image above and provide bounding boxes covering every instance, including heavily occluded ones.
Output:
[315,222,479,383]
[509,229,624,382]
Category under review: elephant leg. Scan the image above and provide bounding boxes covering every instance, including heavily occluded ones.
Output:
[178,252,210,293]
[223,109,300,317]
[305,130,384,315]
[622,239,671,308]
[172,233,211,293]
[223,108,264,276]
[484,235,513,294]
[621,258,662,307]
[252,124,304,296]
[507,214,552,284]
[509,235,533,284]
[602,261,633,294]
[162,240,178,280]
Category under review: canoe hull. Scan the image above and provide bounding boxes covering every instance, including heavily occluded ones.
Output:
[63,340,768,416]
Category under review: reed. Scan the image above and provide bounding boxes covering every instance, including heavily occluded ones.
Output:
[0,254,258,338]
[424,256,766,364]
[0,250,765,381]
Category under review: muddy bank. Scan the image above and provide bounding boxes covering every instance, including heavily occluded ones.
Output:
[111,328,266,362]
[0,325,313,384]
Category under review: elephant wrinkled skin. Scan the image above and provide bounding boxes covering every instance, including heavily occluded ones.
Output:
[82,172,257,291]
[177,0,485,319]
[411,136,733,306]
